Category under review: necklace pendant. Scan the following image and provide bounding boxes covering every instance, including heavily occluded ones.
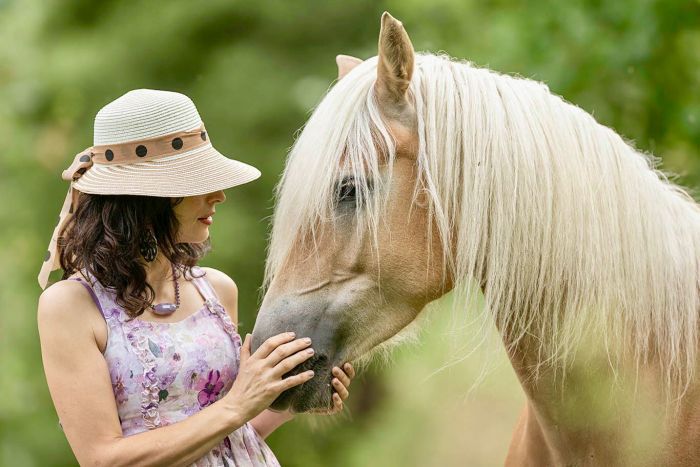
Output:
[149,263,180,316]
[151,303,178,315]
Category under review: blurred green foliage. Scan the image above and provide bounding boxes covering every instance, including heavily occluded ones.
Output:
[1,0,699,465]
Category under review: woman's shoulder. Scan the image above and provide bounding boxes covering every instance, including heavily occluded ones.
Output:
[39,276,93,314]
[197,267,237,292]
[37,277,101,339]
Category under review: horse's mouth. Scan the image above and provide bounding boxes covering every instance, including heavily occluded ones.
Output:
[270,354,337,412]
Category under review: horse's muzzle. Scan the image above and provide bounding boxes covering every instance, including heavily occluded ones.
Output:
[251,296,346,412]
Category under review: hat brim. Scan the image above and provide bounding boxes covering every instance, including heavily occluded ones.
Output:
[72,144,261,197]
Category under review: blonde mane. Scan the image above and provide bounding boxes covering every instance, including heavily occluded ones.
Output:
[266,53,700,393]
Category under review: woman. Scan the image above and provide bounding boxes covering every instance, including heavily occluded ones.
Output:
[36,89,354,466]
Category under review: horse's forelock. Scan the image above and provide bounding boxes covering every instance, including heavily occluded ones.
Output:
[264,57,395,287]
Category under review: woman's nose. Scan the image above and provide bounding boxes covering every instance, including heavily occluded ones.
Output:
[208,190,226,204]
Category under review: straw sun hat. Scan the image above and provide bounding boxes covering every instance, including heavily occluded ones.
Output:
[38,89,261,289]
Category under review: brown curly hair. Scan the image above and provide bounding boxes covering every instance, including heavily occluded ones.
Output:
[59,193,210,318]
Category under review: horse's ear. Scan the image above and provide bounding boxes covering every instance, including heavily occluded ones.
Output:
[376,12,414,107]
[336,55,363,80]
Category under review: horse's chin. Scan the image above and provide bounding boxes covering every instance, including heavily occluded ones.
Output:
[269,354,336,413]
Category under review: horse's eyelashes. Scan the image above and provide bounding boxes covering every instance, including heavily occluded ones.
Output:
[336,178,357,203]
[334,177,375,208]
[339,183,356,201]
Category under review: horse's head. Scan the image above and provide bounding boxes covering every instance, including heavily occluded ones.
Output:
[252,13,451,412]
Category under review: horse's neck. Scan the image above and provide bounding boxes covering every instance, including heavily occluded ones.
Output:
[503,333,700,465]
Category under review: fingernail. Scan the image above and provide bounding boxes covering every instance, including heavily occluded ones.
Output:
[303,337,312,344]
[306,348,315,354]
[308,370,315,376]
[288,332,296,337]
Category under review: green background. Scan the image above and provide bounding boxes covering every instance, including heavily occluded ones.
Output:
[1,0,699,465]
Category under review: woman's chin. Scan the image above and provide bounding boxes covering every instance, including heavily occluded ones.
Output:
[177,231,210,244]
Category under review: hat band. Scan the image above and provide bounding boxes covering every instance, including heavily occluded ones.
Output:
[92,124,209,165]
[38,123,210,289]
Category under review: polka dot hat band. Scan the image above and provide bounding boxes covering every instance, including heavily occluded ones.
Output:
[38,89,262,289]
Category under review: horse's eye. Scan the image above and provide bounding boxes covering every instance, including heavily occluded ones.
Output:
[336,178,357,203]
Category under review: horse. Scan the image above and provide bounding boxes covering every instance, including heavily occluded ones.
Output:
[251,12,700,466]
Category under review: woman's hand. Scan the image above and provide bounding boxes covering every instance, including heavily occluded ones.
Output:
[310,362,356,415]
[223,332,315,423]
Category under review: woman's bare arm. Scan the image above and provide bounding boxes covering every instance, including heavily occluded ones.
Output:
[38,280,246,467]
[249,409,296,439]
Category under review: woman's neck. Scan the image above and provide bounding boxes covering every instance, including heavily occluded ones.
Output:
[144,253,175,289]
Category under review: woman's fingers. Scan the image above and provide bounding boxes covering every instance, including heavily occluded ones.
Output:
[332,393,344,411]
[332,377,349,400]
[253,332,297,359]
[240,334,251,364]
[264,337,312,367]
[272,345,315,376]
[332,365,352,388]
[278,370,315,391]
[344,362,356,379]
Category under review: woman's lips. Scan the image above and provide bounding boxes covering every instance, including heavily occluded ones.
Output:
[198,216,213,225]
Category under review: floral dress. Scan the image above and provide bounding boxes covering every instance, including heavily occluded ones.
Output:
[68,266,280,467]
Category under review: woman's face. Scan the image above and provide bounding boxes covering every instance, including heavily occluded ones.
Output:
[173,190,226,243]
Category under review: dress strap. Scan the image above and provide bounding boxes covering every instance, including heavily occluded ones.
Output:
[189,266,220,306]
[68,276,107,319]
[189,266,240,340]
